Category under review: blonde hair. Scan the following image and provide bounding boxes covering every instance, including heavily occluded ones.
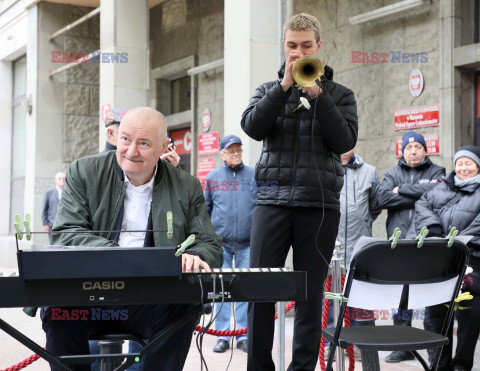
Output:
[283,13,321,42]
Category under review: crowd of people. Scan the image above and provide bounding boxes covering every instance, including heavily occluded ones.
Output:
[37,11,480,371]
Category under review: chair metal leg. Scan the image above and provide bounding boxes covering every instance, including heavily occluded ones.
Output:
[411,350,430,371]
[0,316,72,371]
[99,340,124,371]
[357,319,380,371]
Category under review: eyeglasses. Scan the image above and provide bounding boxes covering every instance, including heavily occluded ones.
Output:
[222,148,243,155]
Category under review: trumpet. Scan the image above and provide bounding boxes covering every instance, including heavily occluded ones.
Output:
[292,55,325,87]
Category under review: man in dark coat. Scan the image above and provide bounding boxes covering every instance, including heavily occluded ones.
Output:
[41,172,65,244]
[377,130,446,363]
[241,13,358,370]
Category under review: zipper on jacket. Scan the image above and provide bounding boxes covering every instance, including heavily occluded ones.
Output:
[353,180,357,203]
[289,104,301,203]
[107,182,127,240]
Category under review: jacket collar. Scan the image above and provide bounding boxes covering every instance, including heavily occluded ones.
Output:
[398,156,433,170]
[223,161,244,173]
[104,141,117,152]
[445,171,480,193]
[344,154,364,169]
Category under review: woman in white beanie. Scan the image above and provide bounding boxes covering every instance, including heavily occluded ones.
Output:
[408,145,480,371]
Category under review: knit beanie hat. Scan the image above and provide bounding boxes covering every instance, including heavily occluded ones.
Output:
[401,131,426,152]
[454,145,480,168]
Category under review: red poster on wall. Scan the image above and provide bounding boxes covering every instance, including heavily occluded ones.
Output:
[197,132,220,155]
[197,157,216,186]
[395,133,440,158]
[394,103,439,131]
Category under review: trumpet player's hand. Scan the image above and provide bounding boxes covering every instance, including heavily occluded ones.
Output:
[281,51,302,92]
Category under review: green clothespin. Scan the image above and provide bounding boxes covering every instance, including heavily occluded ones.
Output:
[24,214,32,241]
[166,211,173,239]
[14,214,23,240]
[389,227,401,249]
[416,226,429,248]
[446,227,458,248]
[324,292,349,302]
[175,234,196,257]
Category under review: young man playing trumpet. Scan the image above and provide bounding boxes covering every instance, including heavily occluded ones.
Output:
[241,13,358,370]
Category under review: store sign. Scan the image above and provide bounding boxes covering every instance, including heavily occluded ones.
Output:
[101,103,111,121]
[394,103,439,131]
[202,108,211,132]
[197,132,219,156]
[170,128,192,155]
[197,157,216,185]
[409,69,424,98]
[395,133,439,158]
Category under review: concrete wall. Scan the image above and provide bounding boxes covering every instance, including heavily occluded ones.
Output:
[61,5,100,167]
[150,0,225,168]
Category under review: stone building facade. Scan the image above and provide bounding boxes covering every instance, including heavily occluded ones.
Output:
[0,0,479,265]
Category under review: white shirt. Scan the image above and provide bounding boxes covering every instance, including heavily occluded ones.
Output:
[118,169,156,247]
[56,185,62,200]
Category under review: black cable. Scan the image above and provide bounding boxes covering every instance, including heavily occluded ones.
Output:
[196,276,209,371]
[310,94,329,269]
[225,276,234,371]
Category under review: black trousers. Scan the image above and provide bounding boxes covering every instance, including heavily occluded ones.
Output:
[425,266,480,371]
[247,205,340,371]
[41,304,197,371]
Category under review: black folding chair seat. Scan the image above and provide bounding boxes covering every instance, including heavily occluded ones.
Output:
[323,325,448,351]
[323,237,470,371]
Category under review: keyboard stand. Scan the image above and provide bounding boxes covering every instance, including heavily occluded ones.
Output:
[0,303,210,371]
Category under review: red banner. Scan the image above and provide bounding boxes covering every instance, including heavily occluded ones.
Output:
[197,132,220,156]
[197,157,216,185]
[396,133,439,158]
[394,103,439,131]
[170,128,192,155]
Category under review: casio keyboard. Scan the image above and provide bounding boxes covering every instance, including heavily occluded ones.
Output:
[0,246,307,370]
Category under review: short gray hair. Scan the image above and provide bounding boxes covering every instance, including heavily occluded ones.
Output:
[283,13,321,42]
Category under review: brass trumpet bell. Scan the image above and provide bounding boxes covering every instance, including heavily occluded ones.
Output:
[292,55,325,88]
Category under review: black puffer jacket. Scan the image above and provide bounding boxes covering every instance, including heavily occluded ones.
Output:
[377,157,446,237]
[407,171,480,258]
[241,64,358,209]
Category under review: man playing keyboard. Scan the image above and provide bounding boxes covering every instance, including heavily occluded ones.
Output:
[41,107,223,371]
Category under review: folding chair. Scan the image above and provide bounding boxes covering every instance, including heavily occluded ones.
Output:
[323,237,470,371]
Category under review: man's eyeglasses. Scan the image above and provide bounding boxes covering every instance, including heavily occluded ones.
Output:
[222,148,243,155]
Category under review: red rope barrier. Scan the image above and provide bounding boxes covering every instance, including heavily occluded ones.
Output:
[195,300,296,335]
[0,352,41,371]
[319,275,355,371]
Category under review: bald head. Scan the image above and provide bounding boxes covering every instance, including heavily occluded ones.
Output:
[55,172,66,189]
[116,107,170,186]
[121,107,167,142]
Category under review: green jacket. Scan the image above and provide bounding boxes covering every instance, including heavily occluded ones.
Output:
[51,151,223,268]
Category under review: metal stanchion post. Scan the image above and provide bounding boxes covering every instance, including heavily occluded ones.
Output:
[277,301,286,371]
[331,241,345,371]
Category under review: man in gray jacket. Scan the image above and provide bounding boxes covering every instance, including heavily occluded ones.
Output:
[337,148,380,265]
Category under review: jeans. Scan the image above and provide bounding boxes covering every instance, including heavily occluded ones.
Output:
[215,245,250,342]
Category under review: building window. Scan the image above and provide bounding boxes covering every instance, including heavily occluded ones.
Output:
[10,55,27,233]
[156,76,191,115]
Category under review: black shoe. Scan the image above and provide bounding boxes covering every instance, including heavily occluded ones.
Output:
[236,340,248,353]
[385,351,415,363]
[213,339,229,353]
